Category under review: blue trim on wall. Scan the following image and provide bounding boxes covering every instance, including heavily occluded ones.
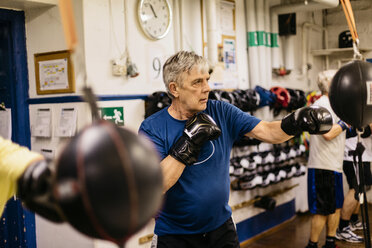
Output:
[0,8,36,248]
[27,94,149,104]
[367,59,372,63]
[236,199,296,243]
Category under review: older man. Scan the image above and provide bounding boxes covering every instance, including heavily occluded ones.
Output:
[139,51,333,248]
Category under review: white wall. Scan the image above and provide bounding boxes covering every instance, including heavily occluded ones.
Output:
[272,10,325,92]
[26,0,86,97]
[35,217,93,248]
[81,0,179,95]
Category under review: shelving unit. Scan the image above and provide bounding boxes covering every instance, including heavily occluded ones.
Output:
[311,47,372,69]
[311,47,372,56]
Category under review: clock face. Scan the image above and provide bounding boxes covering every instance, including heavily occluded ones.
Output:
[138,0,172,40]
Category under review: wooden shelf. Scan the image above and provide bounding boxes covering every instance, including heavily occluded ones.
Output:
[311,47,372,56]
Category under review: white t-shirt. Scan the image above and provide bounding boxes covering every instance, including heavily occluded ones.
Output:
[344,135,372,162]
[307,95,345,172]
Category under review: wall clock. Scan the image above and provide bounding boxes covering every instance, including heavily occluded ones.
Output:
[137,0,172,40]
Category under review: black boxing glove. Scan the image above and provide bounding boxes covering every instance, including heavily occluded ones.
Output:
[17,159,63,223]
[361,125,372,138]
[170,113,221,166]
[281,105,333,136]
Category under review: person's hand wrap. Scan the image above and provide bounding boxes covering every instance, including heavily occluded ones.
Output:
[280,105,333,136]
[170,113,221,166]
[337,120,349,131]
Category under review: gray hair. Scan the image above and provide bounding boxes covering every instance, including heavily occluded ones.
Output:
[163,51,209,99]
[317,69,337,94]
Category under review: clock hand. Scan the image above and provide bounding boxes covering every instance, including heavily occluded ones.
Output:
[149,4,158,18]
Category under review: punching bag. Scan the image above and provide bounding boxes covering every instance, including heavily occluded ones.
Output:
[329,60,372,128]
[54,120,163,244]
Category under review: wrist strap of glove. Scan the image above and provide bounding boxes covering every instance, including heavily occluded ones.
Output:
[169,135,200,166]
[281,112,300,136]
[337,120,348,131]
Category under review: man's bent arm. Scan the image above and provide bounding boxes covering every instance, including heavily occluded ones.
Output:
[161,156,186,193]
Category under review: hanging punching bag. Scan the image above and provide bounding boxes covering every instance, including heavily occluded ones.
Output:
[54,120,163,244]
[329,60,372,128]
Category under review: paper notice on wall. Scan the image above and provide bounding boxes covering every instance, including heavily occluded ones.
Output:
[39,58,69,91]
[223,39,236,72]
[55,108,77,137]
[220,0,235,35]
[0,109,12,139]
[32,108,52,137]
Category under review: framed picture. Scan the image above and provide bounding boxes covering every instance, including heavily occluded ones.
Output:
[34,50,75,95]
[221,35,236,71]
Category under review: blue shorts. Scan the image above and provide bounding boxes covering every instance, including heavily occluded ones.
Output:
[307,168,344,215]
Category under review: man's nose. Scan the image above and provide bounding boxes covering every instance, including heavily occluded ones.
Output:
[202,80,211,93]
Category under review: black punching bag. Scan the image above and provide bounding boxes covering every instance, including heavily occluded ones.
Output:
[53,120,163,245]
[329,60,372,128]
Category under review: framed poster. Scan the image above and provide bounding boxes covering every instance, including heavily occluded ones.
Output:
[222,35,236,71]
[34,50,75,95]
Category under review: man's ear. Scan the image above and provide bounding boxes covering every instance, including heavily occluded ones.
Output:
[169,82,179,98]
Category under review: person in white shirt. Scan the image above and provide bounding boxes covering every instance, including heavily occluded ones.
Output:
[306,70,348,248]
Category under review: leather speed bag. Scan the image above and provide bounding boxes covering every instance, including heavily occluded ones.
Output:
[329,60,372,128]
[53,120,163,244]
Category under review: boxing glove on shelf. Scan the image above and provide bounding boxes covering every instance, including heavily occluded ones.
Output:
[170,113,221,166]
[281,105,333,136]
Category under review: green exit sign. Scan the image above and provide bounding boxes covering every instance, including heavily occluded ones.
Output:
[99,107,124,126]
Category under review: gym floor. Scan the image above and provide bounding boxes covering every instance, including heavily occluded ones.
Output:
[243,205,372,248]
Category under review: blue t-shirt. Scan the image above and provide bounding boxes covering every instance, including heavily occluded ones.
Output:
[139,100,261,235]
